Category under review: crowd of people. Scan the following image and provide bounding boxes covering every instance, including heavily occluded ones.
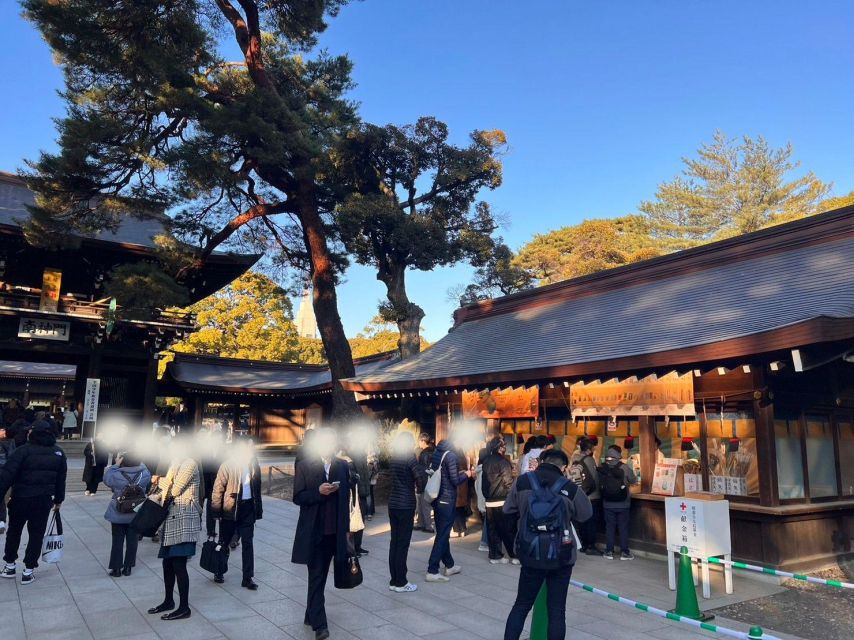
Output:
[0,414,640,640]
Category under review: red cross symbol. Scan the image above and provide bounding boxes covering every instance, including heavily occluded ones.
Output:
[680,502,687,511]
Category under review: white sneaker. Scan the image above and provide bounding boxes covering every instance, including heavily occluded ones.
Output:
[0,521,6,534]
[393,583,418,593]
[388,585,396,591]
[84,491,91,496]
[1,564,15,579]
[510,558,521,565]
[425,573,450,583]
[444,565,461,577]
[478,543,489,552]
[21,570,34,585]
[489,557,509,565]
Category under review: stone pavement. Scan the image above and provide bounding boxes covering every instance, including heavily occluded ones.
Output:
[0,494,804,640]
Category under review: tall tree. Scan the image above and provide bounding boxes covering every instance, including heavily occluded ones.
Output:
[334,117,505,358]
[639,131,831,249]
[21,0,362,420]
[513,216,660,286]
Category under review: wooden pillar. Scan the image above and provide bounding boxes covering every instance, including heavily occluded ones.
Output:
[754,368,780,507]
[639,415,655,493]
[142,353,158,428]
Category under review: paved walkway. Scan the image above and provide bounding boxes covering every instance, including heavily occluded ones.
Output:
[0,494,803,640]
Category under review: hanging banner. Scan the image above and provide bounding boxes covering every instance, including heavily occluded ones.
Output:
[83,378,101,423]
[571,372,694,417]
[39,268,62,312]
[462,387,539,419]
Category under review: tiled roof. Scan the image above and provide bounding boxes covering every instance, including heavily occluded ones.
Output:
[347,209,854,389]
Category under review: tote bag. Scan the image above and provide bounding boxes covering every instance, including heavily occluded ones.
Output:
[41,510,64,564]
[200,540,229,575]
[349,487,365,533]
[333,553,363,589]
[131,489,172,538]
[423,451,448,503]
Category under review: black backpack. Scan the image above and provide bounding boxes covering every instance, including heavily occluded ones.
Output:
[515,473,577,570]
[599,463,628,502]
[116,471,147,514]
[568,456,596,495]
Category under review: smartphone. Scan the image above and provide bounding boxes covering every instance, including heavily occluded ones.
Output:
[331,481,341,487]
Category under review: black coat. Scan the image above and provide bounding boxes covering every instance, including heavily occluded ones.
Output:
[388,454,426,511]
[0,428,67,503]
[291,457,351,565]
[482,452,514,502]
[82,441,109,484]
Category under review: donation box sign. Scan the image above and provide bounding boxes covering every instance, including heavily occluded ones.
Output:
[664,497,731,558]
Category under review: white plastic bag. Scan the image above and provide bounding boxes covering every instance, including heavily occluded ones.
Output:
[41,510,64,564]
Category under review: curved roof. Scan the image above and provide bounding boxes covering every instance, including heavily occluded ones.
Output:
[344,208,854,391]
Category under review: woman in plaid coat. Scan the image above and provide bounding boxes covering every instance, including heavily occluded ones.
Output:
[148,451,201,621]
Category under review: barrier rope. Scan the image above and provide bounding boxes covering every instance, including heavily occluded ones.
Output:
[706,557,854,589]
[569,580,780,640]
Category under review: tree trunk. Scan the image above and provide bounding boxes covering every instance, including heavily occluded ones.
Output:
[296,189,362,423]
[380,263,424,360]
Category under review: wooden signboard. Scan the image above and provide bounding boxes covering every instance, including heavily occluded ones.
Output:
[571,372,694,417]
[39,268,62,312]
[462,387,539,419]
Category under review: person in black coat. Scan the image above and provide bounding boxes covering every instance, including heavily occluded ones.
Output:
[291,428,351,640]
[481,436,518,563]
[82,437,109,495]
[414,433,435,532]
[0,420,67,584]
[387,431,427,592]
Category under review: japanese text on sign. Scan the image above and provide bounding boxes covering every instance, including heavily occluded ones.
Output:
[18,318,70,342]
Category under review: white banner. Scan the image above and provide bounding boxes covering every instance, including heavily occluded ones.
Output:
[83,378,100,423]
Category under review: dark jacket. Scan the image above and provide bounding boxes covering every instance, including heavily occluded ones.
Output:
[210,457,263,521]
[8,418,31,448]
[0,425,67,504]
[388,454,427,511]
[82,441,110,484]
[291,457,351,565]
[481,441,514,505]
[430,440,467,505]
[503,462,593,567]
[416,445,435,492]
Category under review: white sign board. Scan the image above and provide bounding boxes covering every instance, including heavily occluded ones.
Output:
[651,458,681,495]
[83,378,100,422]
[18,318,70,342]
[665,497,731,558]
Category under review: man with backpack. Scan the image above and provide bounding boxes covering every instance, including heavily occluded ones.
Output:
[503,449,592,640]
[568,437,602,555]
[598,445,638,560]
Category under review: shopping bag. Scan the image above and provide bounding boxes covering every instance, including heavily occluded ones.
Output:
[199,540,229,575]
[423,451,448,503]
[349,487,365,533]
[41,510,64,564]
[131,491,172,538]
[333,553,363,589]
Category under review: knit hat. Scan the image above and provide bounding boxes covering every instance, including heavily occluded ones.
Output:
[606,445,622,460]
[30,419,54,433]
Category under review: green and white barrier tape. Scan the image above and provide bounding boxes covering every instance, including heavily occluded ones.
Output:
[707,557,854,589]
[569,580,780,640]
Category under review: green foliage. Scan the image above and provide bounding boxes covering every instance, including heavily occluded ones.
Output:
[639,131,831,249]
[103,262,189,320]
[171,272,300,361]
[514,216,660,286]
[348,315,429,359]
[295,336,327,365]
[455,241,534,304]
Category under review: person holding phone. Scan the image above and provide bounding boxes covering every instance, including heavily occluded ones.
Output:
[291,428,352,640]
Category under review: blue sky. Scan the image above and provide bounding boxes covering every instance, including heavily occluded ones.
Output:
[1,1,853,342]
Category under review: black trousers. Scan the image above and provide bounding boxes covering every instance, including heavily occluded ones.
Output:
[3,495,52,569]
[579,499,601,550]
[109,523,139,570]
[203,496,217,539]
[388,508,414,587]
[486,506,517,560]
[604,507,630,553]
[219,499,255,580]
[305,534,336,631]
[504,564,573,640]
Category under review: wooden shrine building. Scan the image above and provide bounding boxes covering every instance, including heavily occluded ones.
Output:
[0,172,256,427]
[343,206,854,570]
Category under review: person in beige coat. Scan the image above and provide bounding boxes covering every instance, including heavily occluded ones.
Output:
[147,446,201,621]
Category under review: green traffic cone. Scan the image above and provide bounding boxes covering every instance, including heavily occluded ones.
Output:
[529,584,548,640]
[670,546,713,621]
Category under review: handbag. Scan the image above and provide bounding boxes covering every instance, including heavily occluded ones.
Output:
[131,488,172,537]
[40,510,64,564]
[333,552,363,589]
[423,451,448,502]
[349,486,365,533]
[200,539,229,575]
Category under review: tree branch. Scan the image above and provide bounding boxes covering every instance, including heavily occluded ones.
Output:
[200,201,295,260]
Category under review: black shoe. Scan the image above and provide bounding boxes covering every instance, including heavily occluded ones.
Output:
[122,567,132,576]
[147,602,175,615]
[315,628,330,640]
[161,607,191,621]
[357,548,369,556]
[242,579,258,590]
[584,547,603,556]
[108,569,122,577]
[214,574,224,584]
